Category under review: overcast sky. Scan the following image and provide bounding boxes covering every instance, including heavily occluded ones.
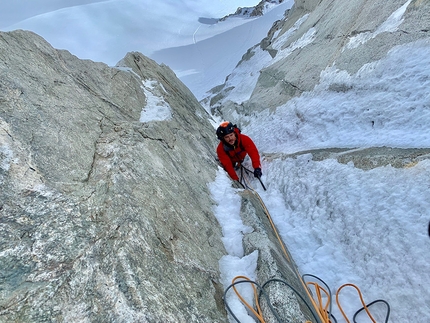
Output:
[0,0,277,98]
[0,0,262,29]
[0,0,109,28]
[0,0,264,66]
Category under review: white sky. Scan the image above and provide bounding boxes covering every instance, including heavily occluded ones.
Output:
[2,0,430,322]
[0,0,108,27]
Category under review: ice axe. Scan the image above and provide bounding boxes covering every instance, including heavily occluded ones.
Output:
[256,175,266,191]
[240,165,267,191]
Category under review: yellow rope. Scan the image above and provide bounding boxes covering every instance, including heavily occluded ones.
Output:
[231,274,317,323]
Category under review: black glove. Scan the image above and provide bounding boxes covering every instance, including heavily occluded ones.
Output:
[254,168,262,178]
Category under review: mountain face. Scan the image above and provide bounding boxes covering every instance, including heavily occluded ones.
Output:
[0,29,314,322]
[0,30,228,322]
[1,0,429,322]
[206,0,429,116]
[200,1,430,322]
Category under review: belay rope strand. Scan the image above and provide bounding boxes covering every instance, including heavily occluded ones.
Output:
[239,165,266,191]
[224,165,390,323]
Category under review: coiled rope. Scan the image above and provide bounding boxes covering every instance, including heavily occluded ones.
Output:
[224,165,390,323]
[224,276,323,323]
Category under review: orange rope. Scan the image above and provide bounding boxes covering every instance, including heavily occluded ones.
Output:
[306,282,331,323]
[231,276,266,323]
[336,283,377,323]
[231,275,314,323]
[241,173,290,261]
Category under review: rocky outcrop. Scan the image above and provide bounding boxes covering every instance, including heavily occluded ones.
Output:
[4,0,427,320]
[265,147,430,170]
[220,0,285,20]
[0,30,227,322]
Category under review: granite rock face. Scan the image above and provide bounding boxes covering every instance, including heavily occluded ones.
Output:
[0,30,227,322]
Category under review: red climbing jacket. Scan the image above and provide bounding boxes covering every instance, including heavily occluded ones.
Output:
[216,127,261,181]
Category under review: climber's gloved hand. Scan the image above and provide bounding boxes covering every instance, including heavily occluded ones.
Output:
[254,167,262,178]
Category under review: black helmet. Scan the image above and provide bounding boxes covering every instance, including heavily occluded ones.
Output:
[216,121,235,140]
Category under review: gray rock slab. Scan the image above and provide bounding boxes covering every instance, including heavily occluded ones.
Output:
[0,30,227,322]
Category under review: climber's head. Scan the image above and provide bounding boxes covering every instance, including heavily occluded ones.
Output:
[216,121,237,145]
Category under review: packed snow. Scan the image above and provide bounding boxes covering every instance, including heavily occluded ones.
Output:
[244,39,430,153]
[207,0,430,321]
[2,0,429,322]
[139,80,172,122]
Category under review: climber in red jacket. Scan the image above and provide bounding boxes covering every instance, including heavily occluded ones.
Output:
[216,121,262,182]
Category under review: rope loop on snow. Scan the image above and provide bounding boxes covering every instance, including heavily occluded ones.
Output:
[224,276,317,323]
[336,283,390,323]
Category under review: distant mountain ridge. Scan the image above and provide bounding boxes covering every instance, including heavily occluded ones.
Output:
[205,0,429,116]
[220,0,285,20]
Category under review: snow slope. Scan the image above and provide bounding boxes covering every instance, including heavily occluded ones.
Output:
[208,1,430,321]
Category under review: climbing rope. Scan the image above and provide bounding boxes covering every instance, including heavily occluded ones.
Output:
[235,165,326,323]
[225,165,390,323]
[353,300,390,323]
[224,276,323,323]
[228,276,266,323]
[303,274,335,323]
[336,284,390,323]
[239,165,290,262]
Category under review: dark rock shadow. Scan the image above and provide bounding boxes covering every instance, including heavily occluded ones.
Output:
[198,17,219,25]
